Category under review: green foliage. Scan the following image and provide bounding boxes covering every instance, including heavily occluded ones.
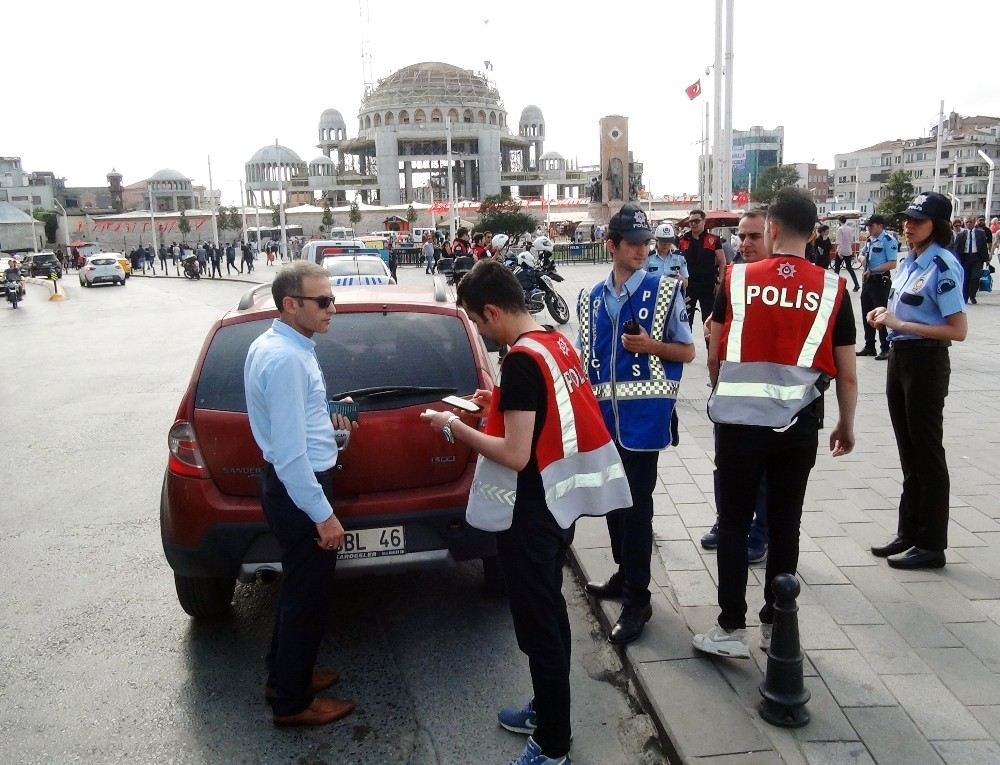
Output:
[877,170,915,218]
[348,201,362,226]
[31,209,59,243]
[476,195,537,237]
[322,200,334,227]
[271,205,280,226]
[750,165,802,205]
[406,203,418,224]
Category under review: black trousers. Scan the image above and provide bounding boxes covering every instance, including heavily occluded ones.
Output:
[887,344,951,550]
[961,256,983,302]
[260,464,338,717]
[834,255,860,289]
[860,275,891,351]
[605,445,659,606]
[496,500,574,758]
[715,416,818,630]
[686,282,716,329]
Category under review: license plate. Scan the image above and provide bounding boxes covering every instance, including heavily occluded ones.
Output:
[340,525,405,560]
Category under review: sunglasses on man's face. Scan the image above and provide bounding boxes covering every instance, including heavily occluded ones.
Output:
[292,294,336,309]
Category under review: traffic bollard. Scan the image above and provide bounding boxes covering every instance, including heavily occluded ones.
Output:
[759,573,810,728]
[49,271,65,302]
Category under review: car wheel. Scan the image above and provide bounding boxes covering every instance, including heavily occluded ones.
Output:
[173,574,236,619]
[481,555,506,598]
[79,278,85,287]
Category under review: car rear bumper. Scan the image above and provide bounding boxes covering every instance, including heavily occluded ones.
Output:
[162,502,497,579]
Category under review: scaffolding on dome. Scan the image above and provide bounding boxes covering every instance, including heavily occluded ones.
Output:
[363,63,503,110]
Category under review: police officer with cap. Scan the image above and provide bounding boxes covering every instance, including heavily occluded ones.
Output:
[868,191,967,570]
[857,214,899,360]
[646,223,689,293]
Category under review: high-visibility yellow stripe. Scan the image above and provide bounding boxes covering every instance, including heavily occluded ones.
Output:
[715,380,814,401]
[798,270,841,367]
[516,337,579,456]
[726,265,747,361]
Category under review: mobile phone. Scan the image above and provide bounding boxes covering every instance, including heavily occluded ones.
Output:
[622,320,641,336]
[441,394,481,412]
[328,400,359,422]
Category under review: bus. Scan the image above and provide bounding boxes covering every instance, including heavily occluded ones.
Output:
[245,225,304,243]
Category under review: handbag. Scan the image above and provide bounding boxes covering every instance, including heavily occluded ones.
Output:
[980,268,993,293]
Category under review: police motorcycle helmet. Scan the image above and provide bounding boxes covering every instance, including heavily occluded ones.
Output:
[654,223,676,242]
[492,233,510,253]
[517,249,538,269]
[531,235,555,257]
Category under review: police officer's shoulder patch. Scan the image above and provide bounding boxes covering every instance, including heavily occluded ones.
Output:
[933,255,949,272]
[937,278,957,294]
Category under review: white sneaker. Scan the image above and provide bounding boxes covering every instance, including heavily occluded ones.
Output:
[693,623,750,659]
[760,623,772,653]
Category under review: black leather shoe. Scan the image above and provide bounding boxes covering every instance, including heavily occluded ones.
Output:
[875,350,890,360]
[871,537,912,557]
[608,603,653,645]
[856,347,876,357]
[887,547,946,570]
[585,573,624,599]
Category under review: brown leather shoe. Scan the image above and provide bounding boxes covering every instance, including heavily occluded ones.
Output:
[265,670,340,699]
[273,697,355,727]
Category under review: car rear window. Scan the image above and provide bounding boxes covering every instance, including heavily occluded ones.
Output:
[323,258,385,276]
[92,258,116,265]
[196,312,479,413]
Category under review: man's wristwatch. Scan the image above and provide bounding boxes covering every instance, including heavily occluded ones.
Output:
[441,414,460,444]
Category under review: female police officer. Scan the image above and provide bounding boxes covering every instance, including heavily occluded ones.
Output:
[868,192,967,570]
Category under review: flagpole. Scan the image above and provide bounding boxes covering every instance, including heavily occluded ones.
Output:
[276,138,289,261]
[207,154,219,248]
[148,188,158,257]
[446,115,455,243]
[239,180,248,245]
[712,0,723,210]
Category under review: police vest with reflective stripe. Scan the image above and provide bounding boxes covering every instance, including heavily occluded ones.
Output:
[708,257,844,428]
[577,272,684,451]
[466,330,633,532]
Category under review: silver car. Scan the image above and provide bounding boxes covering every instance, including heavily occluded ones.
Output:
[79,254,126,287]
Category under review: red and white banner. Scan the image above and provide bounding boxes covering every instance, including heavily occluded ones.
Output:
[685,79,702,100]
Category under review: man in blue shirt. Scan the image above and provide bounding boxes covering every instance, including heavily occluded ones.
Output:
[580,203,696,645]
[245,261,357,728]
[857,214,899,360]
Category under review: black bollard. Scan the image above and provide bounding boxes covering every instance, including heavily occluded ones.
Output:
[759,573,810,728]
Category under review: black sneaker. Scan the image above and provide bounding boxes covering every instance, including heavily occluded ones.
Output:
[701,523,720,550]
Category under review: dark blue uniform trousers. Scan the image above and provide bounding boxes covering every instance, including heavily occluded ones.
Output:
[606,445,660,607]
[260,463,338,717]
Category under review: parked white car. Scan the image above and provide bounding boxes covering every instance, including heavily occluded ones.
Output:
[79,253,126,287]
[321,255,395,285]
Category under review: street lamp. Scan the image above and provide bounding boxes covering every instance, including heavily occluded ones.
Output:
[52,199,70,251]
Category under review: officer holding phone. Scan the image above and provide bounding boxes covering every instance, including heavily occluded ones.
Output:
[578,204,696,645]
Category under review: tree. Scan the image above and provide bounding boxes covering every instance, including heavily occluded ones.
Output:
[32,208,58,244]
[322,199,334,231]
[476,195,537,237]
[877,170,915,219]
[750,165,801,205]
[271,205,280,226]
[178,209,191,243]
[348,201,362,228]
[406,203,418,227]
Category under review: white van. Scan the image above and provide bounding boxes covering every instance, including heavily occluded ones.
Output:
[411,227,437,243]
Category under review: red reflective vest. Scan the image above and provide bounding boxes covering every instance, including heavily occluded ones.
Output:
[466,329,632,531]
[709,256,844,427]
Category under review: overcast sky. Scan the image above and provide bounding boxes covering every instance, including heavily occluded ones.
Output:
[6,0,995,206]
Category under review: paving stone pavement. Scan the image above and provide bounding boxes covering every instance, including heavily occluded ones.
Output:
[569,282,1000,764]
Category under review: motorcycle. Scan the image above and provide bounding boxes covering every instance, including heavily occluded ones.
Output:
[181,254,201,280]
[510,250,570,325]
[5,277,23,309]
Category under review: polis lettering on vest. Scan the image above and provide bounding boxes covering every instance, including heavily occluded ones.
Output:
[745,284,821,311]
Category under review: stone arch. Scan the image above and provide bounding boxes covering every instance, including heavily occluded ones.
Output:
[364,115,372,129]
[463,108,473,123]
[489,111,497,125]
[414,108,426,124]
[385,111,395,125]
[374,113,382,127]
[399,110,410,124]
[431,108,442,123]
[448,108,459,123]
[477,109,487,123]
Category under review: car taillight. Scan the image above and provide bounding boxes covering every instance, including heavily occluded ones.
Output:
[168,421,208,477]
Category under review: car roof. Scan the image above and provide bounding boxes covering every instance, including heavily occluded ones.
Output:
[229,280,455,318]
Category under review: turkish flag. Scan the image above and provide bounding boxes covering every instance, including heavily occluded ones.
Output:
[685,79,701,100]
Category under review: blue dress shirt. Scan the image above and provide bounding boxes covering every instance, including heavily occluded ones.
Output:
[863,231,899,271]
[887,243,966,342]
[645,249,689,280]
[601,268,694,344]
[245,319,339,523]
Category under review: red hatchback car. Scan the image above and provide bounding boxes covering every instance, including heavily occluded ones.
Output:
[161,281,499,618]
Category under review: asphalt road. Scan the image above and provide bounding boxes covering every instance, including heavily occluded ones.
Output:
[0,268,665,765]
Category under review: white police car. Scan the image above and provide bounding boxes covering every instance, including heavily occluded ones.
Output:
[321,255,395,286]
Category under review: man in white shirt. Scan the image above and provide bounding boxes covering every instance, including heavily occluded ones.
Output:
[834,216,860,291]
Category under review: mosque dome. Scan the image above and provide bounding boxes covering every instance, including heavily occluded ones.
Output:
[519,105,544,124]
[319,108,347,130]
[361,61,502,112]
[149,168,190,182]
[249,144,305,165]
